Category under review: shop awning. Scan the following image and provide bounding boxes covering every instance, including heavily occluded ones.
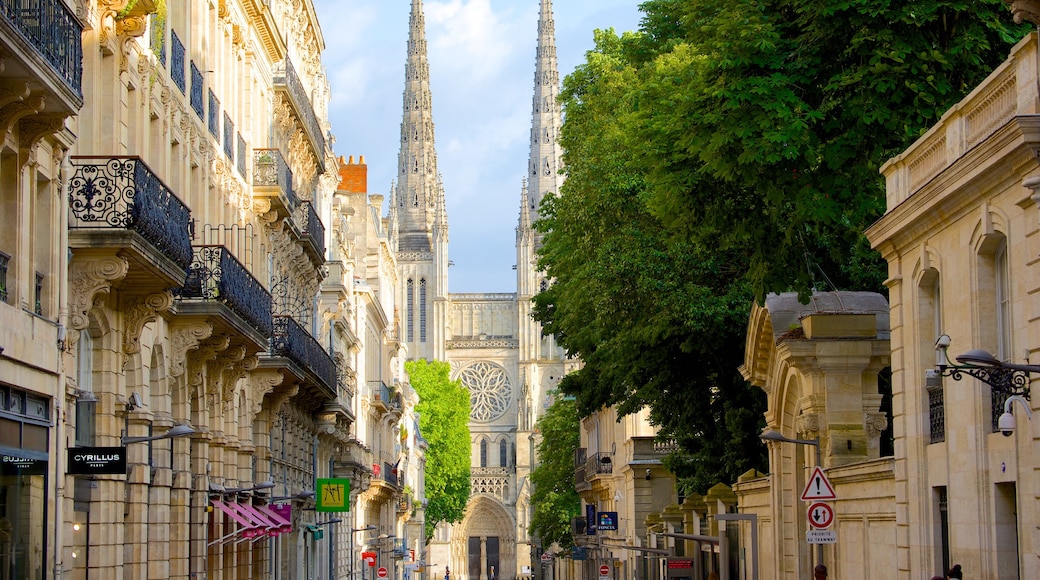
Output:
[257,503,293,533]
[236,502,282,536]
[209,500,263,546]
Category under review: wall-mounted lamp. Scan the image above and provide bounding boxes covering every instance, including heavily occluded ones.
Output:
[934,334,1033,400]
[122,423,195,445]
[645,468,652,481]
[221,480,275,495]
[270,489,316,502]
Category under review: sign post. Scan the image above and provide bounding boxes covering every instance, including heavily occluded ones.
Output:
[800,466,837,501]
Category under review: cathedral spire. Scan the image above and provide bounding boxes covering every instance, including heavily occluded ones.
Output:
[527,0,564,224]
[397,0,446,254]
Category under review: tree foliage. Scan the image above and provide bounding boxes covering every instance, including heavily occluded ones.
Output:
[406,359,471,541]
[529,395,581,550]
[533,0,1029,492]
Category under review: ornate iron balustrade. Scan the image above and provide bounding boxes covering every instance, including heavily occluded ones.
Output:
[273,57,326,169]
[208,89,220,138]
[383,461,399,487]
[253,149,298,207]
[298,201,326,259]
[236,133,246,177]
[573,463,587,487]
[272,315,336,395]
[586,452,613,475]
[190,61,204,118]
[69,157,194,270]
[174,245,273,336]
[0,0,83,97]
[269,275,311,326]
[928,383,945,444]
[223,113,234,161]
[171,29,185,93]
[0,251,9,303]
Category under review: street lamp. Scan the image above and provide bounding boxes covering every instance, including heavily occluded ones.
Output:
[759,428,823,569]
[934,334,1034,399]
[350,525,378,580]
[121,423,195,445]
[270,490,316,502]
[220,480,275,495]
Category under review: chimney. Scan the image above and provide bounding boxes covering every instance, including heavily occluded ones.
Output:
[337,155,368,193]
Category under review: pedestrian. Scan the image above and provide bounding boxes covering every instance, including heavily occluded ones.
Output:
[813,564,827,579]
[946,564,962,579]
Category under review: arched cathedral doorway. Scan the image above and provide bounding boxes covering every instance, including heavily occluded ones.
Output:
[452,497,516,580]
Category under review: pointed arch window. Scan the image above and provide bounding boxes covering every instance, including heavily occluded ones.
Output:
[407,279,415,342]
[480,439,488,468]
[420,278,427,343]
[499,439,508,467]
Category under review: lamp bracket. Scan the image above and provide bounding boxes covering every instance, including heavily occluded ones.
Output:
[940,364,1031,400]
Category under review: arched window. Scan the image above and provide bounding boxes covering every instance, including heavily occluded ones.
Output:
[480,439,488,468]
[407,279,414,342]
[420,279,427,343]
[499,439,508,467]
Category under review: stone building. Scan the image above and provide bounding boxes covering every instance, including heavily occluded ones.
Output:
[389,1,570,579]
[865,26,1040,579]
[0,0,84,578]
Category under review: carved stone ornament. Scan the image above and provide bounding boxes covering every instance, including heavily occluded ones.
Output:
[169,321,213,378]
[865,412,889,438]
[1004,1,1040,24]
[795,413,820,438]
[69,256,130,330]
[122,291,174,356]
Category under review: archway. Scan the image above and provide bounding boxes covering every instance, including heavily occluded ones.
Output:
[454,497,516,580]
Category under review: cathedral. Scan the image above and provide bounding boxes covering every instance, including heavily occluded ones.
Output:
[390,1,571,578]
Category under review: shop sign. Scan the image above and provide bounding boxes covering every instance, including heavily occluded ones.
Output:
[316,478,351,512]
[597,511,618,531]
[67,446,126,475]
[0,453,47,476]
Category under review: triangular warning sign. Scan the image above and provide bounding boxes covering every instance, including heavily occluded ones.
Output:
[800,466,837,501]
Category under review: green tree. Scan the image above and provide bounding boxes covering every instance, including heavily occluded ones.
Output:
[529,395,581,550]
[534,0,1028,492]
[406,359,471,541]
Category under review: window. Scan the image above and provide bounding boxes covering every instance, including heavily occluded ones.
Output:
[75,333,95,447]
[499,439,508,467]
[480,439,487,468]
[919,268,943,443]
[0,251,9,303]
[419,278,427,343]
[406,279,414,342]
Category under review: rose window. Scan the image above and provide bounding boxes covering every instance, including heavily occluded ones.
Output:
[459,361,511,422]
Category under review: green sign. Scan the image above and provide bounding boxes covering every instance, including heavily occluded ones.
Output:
[316,478,351,512]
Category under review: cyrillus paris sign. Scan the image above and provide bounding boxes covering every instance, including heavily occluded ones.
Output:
[67,447,127,475]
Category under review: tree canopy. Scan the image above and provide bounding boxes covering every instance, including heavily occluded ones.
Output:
[406,359,471,540]
[529,394,582,551]
[534,0,1029,492]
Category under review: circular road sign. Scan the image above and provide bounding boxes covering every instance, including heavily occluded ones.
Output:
[600,565,610,577]
[378,567,389,578]
[807,502,835,529]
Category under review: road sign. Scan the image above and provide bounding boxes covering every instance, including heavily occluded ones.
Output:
[599,565,610,577]
[807,502,835,529]
[540,552,553,564]
[377,567,388,578]
[800,466,837,501]
[362,552,377,567]
[806,530,837,544]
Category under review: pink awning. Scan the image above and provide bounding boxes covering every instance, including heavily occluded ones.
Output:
[210,500,262,540]
[236,502,281,536]
[257,504,293,533]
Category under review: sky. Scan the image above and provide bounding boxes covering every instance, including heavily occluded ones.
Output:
[311,0,644,293]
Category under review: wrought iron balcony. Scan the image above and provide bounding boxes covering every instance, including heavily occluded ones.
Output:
[297,200,326,263]
[586,452,614,476]
[253,149,298,216]
[271,315,336,397]
[69,157,194,286]
[273,57,326,171]
[174,245,273,337]
[0,0,83,101]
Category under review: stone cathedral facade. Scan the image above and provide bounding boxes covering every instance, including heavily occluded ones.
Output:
[391,2,572,579]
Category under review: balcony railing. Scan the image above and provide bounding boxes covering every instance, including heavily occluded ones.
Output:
[368,381,392,407]
[190,61,204,119]
[174,245,273,336]
[298,200,326,260]
[383,461,399,487]
[273,57,326,170]
[253,148,298,209]
[171,29,185,94]
[0,0,83,97]
[586,452,613,476]
[69,157,194,271]
[272,315,336,395]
